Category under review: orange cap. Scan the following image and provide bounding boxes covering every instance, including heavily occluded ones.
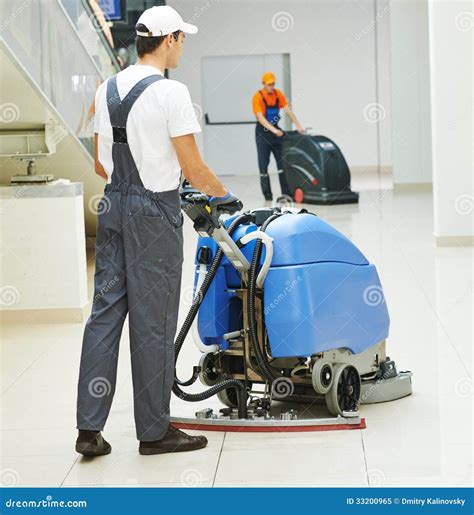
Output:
[262,72,276,85]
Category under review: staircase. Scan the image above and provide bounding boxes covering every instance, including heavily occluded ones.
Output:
[0,0,121,234]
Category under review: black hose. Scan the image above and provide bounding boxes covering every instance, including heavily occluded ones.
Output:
[247,214,282,383]
[172,213,252,419]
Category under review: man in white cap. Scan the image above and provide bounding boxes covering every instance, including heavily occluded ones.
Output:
[76,5,241,457]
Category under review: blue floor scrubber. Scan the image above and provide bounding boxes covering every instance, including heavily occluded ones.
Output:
[172,190,412,431]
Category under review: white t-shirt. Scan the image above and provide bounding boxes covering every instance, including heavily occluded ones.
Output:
[94,64,201,192]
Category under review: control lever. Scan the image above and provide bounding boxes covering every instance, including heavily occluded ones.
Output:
[180,190,250,276]
[180,191,220,235]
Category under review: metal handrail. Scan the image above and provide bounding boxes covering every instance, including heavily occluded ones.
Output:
[58,0,121,78]
[79,0,121,72]
[205,114,256,126]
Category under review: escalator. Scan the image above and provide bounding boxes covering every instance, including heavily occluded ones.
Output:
[0,0,121,234]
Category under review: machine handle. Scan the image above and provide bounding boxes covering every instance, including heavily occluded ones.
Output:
[180,191,221,235]
[205,113,256,126]
[180,189,250,273]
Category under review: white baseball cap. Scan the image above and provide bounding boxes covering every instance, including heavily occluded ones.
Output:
[136,6,198,37]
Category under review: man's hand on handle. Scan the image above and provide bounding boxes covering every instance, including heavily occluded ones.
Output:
[295,124,305,135]
[208,191,243,215]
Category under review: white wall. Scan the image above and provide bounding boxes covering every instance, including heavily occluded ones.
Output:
[428,0,473,243]
[390,0,433,186]
[376,0,393,170]
[170,0,392,172]
[201,53,291,175]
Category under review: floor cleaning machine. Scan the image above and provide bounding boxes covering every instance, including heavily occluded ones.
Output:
[281,131,359,205]
[171,190,412,431]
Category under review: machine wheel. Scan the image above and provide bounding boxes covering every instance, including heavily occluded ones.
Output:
[312,360,334,394]
[198,353,221,386]
[325,364,361,415]
[217,382,251,408]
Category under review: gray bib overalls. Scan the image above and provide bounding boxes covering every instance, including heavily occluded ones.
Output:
[76,74,184,442]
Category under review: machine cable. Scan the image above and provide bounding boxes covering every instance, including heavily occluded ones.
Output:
[247,213,283,383]
[172,213,253,419]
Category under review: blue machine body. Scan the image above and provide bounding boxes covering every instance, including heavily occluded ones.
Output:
[194,213,390,358]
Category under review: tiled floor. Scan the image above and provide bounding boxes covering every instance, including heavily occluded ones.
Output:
[1,173,472,487]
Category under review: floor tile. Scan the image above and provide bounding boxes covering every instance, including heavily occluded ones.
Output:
[0,455,77,487]
[63,449,220,487]
[1,176,472,487]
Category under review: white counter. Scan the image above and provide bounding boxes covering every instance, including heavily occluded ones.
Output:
[0,181,88,322]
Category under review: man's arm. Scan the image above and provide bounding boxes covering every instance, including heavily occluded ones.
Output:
[283,105,304,134]
[171,133,227,197]
[94,133,108,181]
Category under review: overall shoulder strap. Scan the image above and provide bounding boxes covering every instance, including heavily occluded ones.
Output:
[106,75,122,127]
[275,90,280,108]
[259,89,279,108]
[106,74,166,128]
[120,74,165,115]
[258,90,268,107]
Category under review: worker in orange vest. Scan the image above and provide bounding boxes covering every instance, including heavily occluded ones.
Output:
[252,72,304,201]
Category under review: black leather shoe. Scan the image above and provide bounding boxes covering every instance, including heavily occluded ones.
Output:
[75,430,111,457]
[264,194,273,201]
[139,426,208,456]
